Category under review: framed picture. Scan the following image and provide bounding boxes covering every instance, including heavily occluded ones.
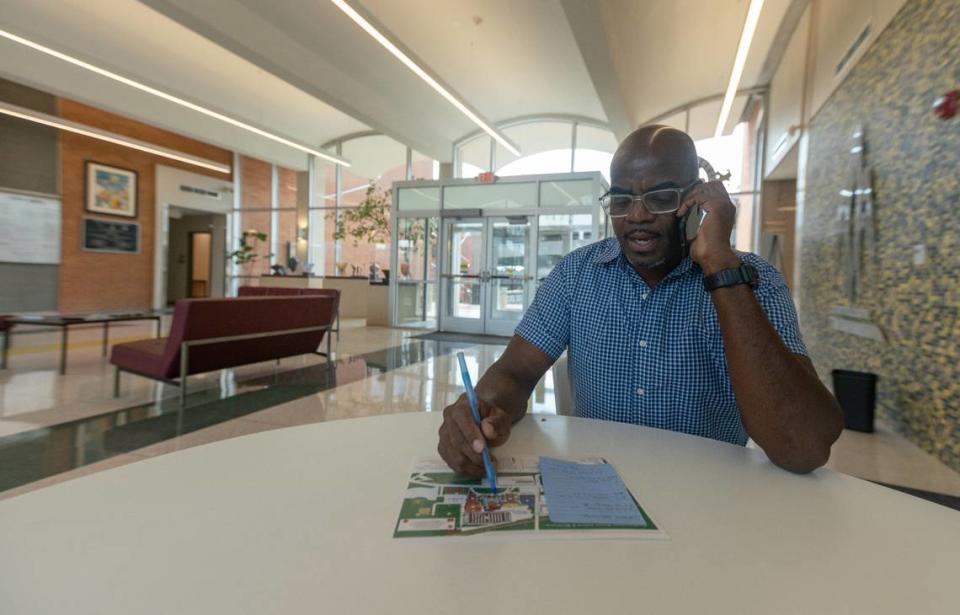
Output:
[81,217,140,254]
[85,161,138,218]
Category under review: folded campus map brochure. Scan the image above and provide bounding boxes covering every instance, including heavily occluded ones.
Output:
[393,455,667,540]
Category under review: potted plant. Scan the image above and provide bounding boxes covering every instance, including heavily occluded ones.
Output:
[227,229,269,267]
[329,181,391,249]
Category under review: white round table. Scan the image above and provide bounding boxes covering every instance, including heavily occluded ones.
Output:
[1,413,958,614]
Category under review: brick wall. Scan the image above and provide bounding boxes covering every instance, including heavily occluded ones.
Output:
[57,99,232,312]
[237,155,272,278]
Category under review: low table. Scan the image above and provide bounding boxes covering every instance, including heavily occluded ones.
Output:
[4,311,163,374]
[1,412,958,614]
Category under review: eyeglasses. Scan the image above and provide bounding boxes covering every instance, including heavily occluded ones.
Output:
[599,181,700,217]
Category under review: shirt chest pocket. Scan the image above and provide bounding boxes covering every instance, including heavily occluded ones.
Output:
[649,303,721,397]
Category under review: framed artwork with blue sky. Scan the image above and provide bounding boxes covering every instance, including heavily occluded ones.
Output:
[85,161,137,218]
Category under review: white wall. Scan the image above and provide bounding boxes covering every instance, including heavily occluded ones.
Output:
[765,4,810,177]
[765,0,910,176]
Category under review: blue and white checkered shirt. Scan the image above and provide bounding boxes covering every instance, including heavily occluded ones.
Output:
[515,238,807,445]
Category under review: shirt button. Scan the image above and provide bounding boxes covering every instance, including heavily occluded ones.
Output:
[636,387,646,396]
[638,340,648,348]
[641,293,649,301]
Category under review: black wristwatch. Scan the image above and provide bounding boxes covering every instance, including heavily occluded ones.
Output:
[703,263,759,292]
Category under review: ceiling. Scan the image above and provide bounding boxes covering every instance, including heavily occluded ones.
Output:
[0,0,368,170]
[0,0,803,169]
[584,0,796,138]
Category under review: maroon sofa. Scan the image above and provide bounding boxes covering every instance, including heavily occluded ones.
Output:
[238,286,341,338]
[111,295,336,406]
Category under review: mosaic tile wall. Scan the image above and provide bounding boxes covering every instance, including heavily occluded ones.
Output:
[799,0,960,471]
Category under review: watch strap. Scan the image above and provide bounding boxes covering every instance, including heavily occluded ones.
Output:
[704,263,759,292]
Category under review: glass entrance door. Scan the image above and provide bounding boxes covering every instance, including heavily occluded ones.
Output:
[440,216,533,336]
[485,217,532,336]
[442,219,485,333]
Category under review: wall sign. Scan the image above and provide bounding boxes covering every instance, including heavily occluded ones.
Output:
[82,217,139,254]
[85,161,138,218]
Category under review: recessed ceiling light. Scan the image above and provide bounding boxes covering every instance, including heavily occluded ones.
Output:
[0,27,351,167]
[0,101,231,174]
[715,0,765,138]
[329,0,520,157]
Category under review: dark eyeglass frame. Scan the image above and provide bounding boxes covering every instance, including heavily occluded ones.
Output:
[599,180,701,217]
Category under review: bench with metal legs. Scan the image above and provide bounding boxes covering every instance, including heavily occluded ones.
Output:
[114,324,333,407]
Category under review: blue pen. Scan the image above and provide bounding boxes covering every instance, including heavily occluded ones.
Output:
[456,351,498,492]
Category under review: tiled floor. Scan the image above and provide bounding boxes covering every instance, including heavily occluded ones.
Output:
[2,318,960,502]
[0,318,412,436]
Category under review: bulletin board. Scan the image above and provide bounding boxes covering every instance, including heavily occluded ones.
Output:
[0,190,61,264]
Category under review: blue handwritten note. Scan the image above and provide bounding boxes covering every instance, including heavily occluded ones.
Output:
[539,457,646,526]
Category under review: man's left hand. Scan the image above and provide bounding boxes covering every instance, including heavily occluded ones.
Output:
[677,180,740,275]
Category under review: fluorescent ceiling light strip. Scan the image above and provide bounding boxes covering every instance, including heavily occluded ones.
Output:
[0,28,350,167]
[0,101,231,174]
[329,0,520,157]
[324,183,369,200]
[714,0,765,138]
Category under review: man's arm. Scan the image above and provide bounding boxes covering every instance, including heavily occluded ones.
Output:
[706,264,843,473]
[475,336,555,422]
[437,337,554,476]
[682,181,843,474]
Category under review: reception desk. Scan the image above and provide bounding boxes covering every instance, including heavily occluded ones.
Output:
[258,275,390,324]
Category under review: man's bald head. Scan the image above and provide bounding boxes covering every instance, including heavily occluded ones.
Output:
[610,125,699,190]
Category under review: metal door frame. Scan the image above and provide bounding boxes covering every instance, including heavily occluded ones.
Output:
[439,216,487,334]
[390,172,609,330]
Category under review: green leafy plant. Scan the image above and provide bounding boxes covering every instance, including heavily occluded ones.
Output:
[398,218,438,278]
[228,229,268,266]
[330,182,391,246]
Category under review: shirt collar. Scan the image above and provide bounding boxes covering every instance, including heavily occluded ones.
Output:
[592,238,621,264]
[593,238,698,282]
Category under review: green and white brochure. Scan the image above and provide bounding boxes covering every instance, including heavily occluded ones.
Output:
[393,455,667,540]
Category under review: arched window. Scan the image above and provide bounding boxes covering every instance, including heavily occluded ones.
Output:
[454,118,617,182]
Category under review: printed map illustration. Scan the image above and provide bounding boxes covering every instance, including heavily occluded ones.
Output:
[394,456,663,539]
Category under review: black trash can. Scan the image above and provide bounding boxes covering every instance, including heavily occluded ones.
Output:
[831,369,877,433]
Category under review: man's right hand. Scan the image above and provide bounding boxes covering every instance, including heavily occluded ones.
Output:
[438,394,513,477]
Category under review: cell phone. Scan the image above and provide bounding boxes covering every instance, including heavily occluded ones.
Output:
[681,204,707,243]
[685,204,706,241]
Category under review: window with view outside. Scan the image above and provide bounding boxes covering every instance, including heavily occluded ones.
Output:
[693,121,756,251]
[306,159,337,277]
[333,135,407,277]
[454,121,617,182]
[276,167,299,271]
[396,216,438,324]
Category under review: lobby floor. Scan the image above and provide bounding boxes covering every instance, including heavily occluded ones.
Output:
[2,318,960,503]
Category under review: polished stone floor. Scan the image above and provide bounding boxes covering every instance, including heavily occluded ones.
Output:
[2,318,960,503]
